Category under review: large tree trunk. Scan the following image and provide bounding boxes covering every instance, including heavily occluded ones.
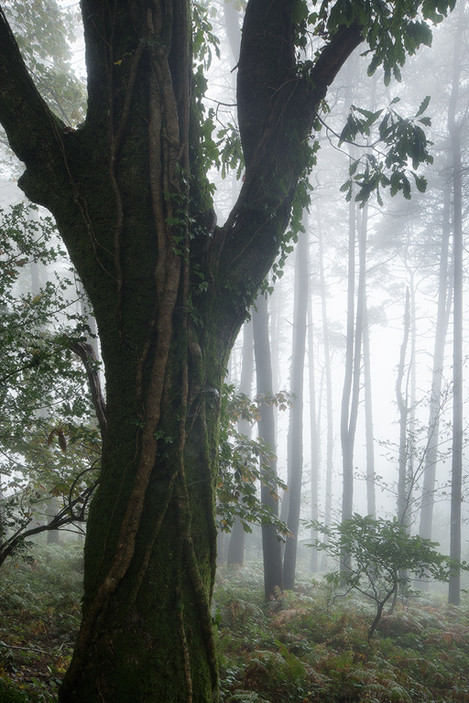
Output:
[62,355,223,701]
[55,5,222,697]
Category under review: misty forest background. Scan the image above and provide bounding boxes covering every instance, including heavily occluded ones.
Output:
[1,1,469,701]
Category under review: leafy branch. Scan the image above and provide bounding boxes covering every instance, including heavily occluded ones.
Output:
[310,514,465,641]
[330,96,434,205]
[217,386,290,536]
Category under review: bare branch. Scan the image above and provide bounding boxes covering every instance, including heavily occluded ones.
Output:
[70,341,107,439]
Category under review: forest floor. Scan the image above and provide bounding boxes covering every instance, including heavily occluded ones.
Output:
[0,544,468,702]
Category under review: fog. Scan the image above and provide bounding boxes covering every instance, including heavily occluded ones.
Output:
[214,4,469,565]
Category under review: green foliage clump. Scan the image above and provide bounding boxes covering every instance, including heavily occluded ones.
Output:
[0,679,30,703]
[338,97,434,206]
[311,514,459,640]
[217,386,289,536]
[0,204,99,563]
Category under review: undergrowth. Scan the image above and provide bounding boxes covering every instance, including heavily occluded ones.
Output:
[215,563,469,703]
[0,546,468,701]
[0,542,82,702]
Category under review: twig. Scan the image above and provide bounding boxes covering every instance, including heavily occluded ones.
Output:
[0,641,52,655]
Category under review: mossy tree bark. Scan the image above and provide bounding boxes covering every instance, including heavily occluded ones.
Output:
[0,1,363,700]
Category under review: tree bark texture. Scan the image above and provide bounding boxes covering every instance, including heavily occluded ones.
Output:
[0,0,363,698]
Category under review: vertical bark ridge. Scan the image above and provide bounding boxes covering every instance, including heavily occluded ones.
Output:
[108,42,146,320]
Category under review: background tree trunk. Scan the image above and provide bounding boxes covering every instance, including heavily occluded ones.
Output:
[283,232,308,590]
[360,206,376,519]
[318,222,334,569]
[449,10,464,606]
[341,198,357,526]
[363,301,376,518]
[227,319,254,567]
[418,183,451,541]
[396,288,411,526]
[308,272,320,572]
[253,293,283,600]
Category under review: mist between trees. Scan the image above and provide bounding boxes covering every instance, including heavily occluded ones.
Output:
[223,0,468,604]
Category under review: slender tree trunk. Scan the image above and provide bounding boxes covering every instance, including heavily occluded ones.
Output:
[340,198,357,527]
[418,182,451,540]
[340,55,361,539]
[77,278,100,361]
[308,275,320,571]
[448,12,464,605]
[227,318,254,566]
[283,232,308,589]
[226,517,245,568]
[398,266,417,530]
[270,276,282,412]
[340,197,365,576]
[223,0,241,65]
[407,270,417,522]
[30,256,61,543]
[253,293,283,600]
[363,300,376,518]
[358,204,375,518]
[396,288,411,525]
[318,221,334,570]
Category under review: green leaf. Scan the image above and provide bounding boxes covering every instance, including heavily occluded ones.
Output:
[416,95,431,117]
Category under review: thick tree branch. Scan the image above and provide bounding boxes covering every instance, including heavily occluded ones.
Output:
[0,6,65,170]
[237,0,296,166]
[209,20,363,338]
